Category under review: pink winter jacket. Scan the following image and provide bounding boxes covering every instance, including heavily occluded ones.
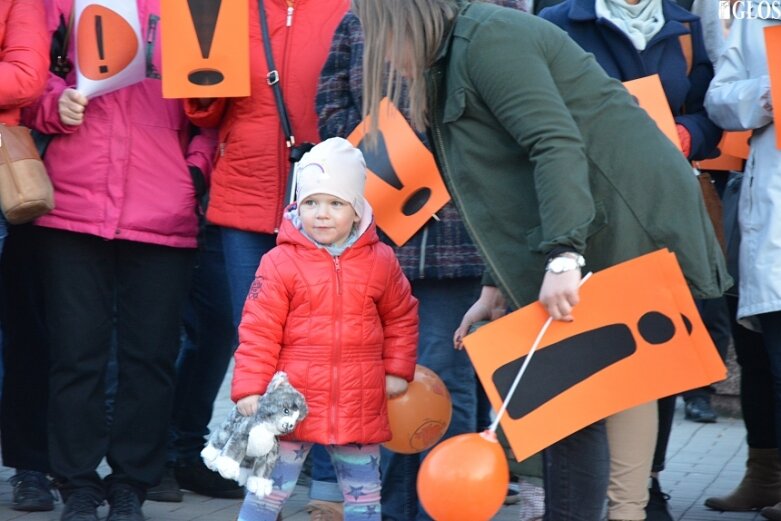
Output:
[24,0,215,248]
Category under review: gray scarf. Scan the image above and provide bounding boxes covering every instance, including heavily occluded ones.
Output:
[595,0,665,51]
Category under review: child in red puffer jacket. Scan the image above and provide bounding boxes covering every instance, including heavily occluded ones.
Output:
[231,137,418,521]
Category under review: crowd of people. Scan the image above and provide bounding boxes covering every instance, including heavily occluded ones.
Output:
[0,0,779,521]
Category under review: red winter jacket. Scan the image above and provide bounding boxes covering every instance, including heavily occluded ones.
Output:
[232,210,418,445]
[185,0,349,234]
[0,0,48,126]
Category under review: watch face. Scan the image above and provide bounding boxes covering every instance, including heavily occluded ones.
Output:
[548,257,579,273]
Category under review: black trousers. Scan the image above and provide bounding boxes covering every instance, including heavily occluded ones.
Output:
[0,224,50,473]
[37,228,194,497]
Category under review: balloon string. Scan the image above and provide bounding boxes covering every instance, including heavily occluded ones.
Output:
[489,272,593,434]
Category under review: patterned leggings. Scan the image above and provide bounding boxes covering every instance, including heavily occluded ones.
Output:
[238,441,382,521]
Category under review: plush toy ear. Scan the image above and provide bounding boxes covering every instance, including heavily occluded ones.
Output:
[267,371,288,393]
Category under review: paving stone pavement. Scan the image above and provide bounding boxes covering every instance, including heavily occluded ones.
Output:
[0,369,765,521]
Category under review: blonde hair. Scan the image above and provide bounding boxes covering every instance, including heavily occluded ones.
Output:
[352,0,458,135]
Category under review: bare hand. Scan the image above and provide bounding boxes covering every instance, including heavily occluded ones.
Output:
[237,394,260,416]
[453,286,508,350]
[539,269,582,321]
[386,374,408,398]
[58,88,88,126]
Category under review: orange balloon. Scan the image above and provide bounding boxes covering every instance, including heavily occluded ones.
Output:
[417,431,510,521]
[383,365,452,454]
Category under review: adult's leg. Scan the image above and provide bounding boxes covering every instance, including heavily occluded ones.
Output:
[329,444,381,521]
[606,401,658,520]
[380,277,480,521]
[38,228,115,499]
[219,228,277,330]
[105,240,194,494]
[238,441,312,521]
[756,311,781,521]
[1,225,50,473]
[543,420,609,521]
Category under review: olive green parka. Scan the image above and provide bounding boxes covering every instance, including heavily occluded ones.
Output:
[426,2,730,309]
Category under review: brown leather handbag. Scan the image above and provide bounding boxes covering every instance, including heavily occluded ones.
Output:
[0,124,55,224]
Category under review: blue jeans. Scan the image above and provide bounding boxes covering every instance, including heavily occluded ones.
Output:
[380,277,481,521]
[169,225,236,462]
[543,421,609,521]
[220,227,277,329]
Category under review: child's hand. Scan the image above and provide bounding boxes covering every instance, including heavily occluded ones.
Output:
[386,375,408,398]
[237,395,260,416]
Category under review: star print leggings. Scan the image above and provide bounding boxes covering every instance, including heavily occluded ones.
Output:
[238,441,382,521]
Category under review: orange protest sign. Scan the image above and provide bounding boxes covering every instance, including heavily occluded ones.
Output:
[74,0,146,99]
[697,131,750,171]
[462,249,726,463]
[348,99,450,246]
[623,75,682,151]
[765,25,781,149]
[161,0,249,98]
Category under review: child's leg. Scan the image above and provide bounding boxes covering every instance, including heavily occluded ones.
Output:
[328,443,382,520]
[238,441,312,521]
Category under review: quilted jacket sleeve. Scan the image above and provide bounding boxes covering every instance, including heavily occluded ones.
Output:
[231,252,290,402]
[376,249,418,381]
[0,0,49,110]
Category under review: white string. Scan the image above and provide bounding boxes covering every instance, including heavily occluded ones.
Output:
[489,271,593,433]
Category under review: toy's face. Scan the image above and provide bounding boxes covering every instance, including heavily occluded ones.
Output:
[274,406,301,434]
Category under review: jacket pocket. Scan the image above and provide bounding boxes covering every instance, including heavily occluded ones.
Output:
[442,88,466,123]
[525,201,608,253]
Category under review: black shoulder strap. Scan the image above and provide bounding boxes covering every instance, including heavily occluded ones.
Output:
[257,0,296,147]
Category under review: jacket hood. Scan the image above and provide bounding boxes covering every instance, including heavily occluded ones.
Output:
[277,201,378,250]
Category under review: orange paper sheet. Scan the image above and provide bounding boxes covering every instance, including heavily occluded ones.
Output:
[463,250,726,463]
[348,99,450,246]
[765,26,781,149]
[161,0,249,98]
[623,75,682,151]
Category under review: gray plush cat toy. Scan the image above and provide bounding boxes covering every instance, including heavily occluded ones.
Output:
[201,371,308,497]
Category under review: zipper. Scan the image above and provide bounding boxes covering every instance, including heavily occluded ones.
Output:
[428,68,521,308]
[286,5,294,26]
[330,254,343,443]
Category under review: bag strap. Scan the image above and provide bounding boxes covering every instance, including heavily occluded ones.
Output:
[0,128,23,202]
[257,0,296,148]
[678,22,693,77]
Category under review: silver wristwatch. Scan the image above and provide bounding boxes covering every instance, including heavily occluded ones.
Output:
[545,253,586,274]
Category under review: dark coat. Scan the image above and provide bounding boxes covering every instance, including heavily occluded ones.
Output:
[539,0,722,160]
[426,2,730,308]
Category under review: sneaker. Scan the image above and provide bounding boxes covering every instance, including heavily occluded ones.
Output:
[175,458,245,499]
[146,464,183,503]
[10,470,56,511]
[61,490,102,521]
[517,479,545,521]
[305,499,344,521]
[645,477,673,521]
[106,485,144,521]
[684,397,717,423]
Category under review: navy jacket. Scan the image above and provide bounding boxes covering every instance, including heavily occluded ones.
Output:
[540,0,722,160]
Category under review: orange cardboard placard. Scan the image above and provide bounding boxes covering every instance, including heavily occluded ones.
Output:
[623,75,682,151]
[462,249,726,463]
[765,26,781,149]
[161,0,249,98]
[347,99,450,246]
[697,131,750,171]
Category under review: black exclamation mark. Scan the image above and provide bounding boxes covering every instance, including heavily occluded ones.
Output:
[187,0,224,86]
[95,15,108,73]
[357,132,431,216]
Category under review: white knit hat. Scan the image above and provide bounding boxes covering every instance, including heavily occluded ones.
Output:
[295,137,367,218]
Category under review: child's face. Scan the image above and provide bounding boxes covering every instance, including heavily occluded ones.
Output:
[299,193,360,247]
